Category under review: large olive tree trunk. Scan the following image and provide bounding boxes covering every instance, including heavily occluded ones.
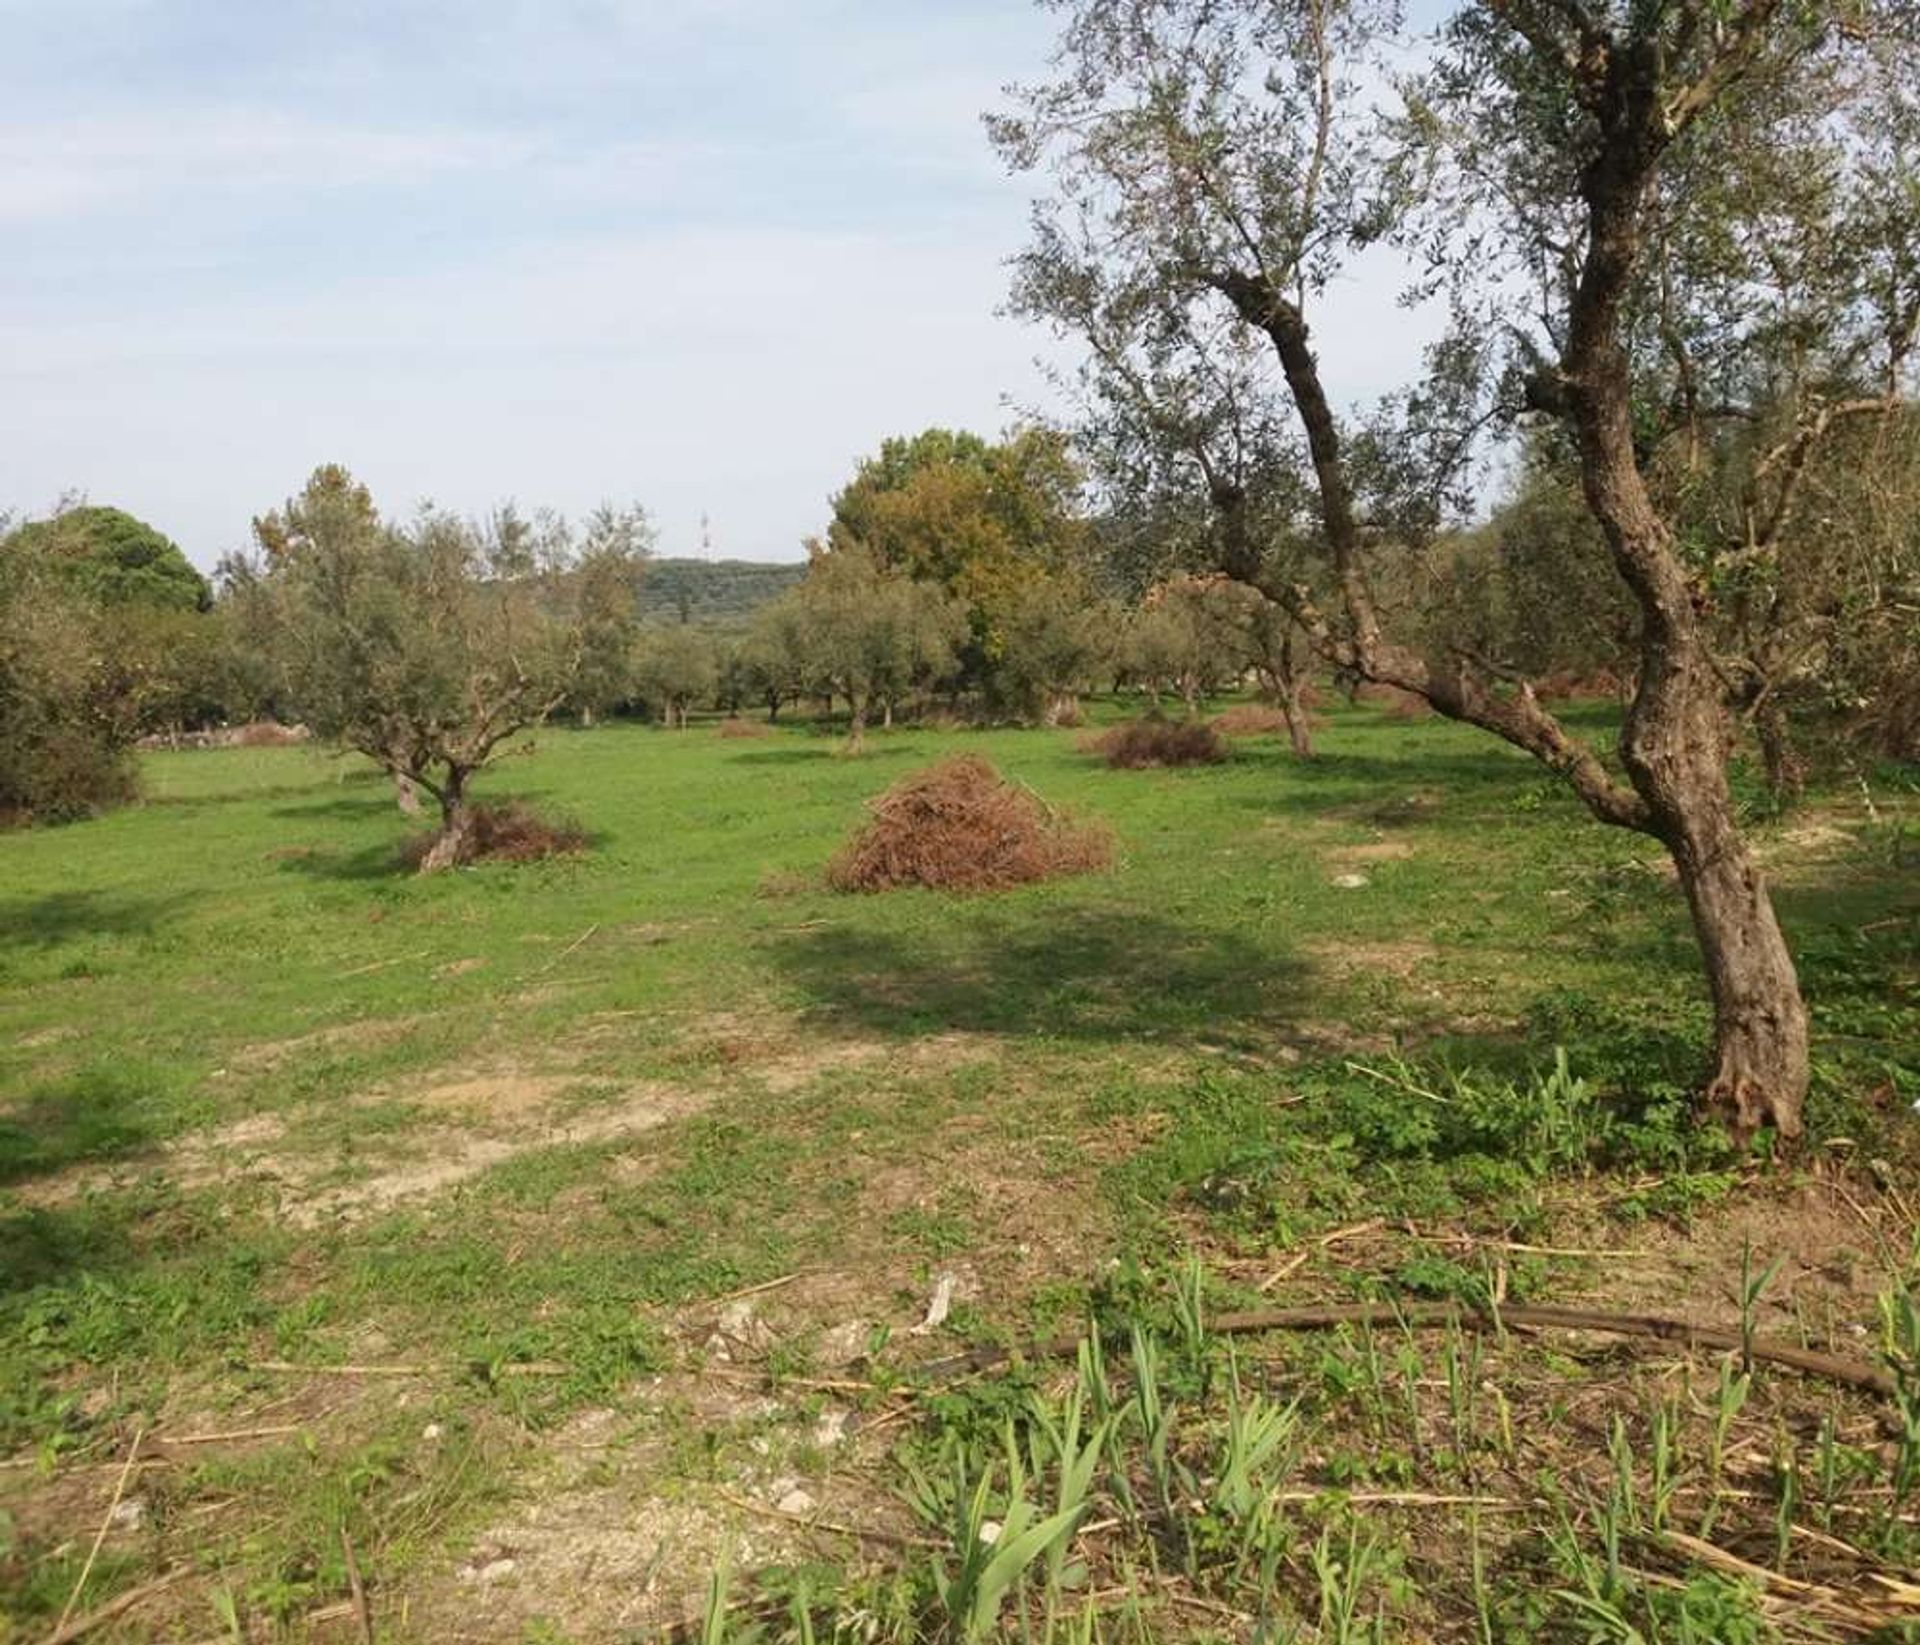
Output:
[1203,93,1811,1136]
[1561,130,1809,1136]
[418,766,474,874]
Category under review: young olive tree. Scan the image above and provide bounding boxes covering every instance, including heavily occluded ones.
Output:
[1128,573,1267,714]
[991,571,1121,724]
[240,465,618,871]
[998,0,1916,1136]
[632,623,718,728]
[740,594,815,722]
[1014,245,1324,749]
[567,502,653,725]
[793,541,968,749]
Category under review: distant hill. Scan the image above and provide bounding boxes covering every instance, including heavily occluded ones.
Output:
[636,557,808,625]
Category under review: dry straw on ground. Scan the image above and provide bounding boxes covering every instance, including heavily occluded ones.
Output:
[398,801,588,870]
[1084,717,1229,768]
[716,718,770,739]
[827,754,1111,893]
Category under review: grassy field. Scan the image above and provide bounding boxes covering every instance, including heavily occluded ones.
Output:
[2,702,1917,1642]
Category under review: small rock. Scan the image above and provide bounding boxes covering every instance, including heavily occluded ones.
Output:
[421,1422,444,1442]
[109,1497,147,1532]
[1332,872,1369,890]
[714,1299,777,1352]
[459,1557,518,1584]
[813,1408,851,1449]
[910,1271,958,1336]
[776,1487,817,1517]
[817,1319,874,1367]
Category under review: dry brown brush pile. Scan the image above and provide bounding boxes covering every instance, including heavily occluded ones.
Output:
[1084,717,1229,768]
[827,754,1111,893]
[1355,681,1435,720]
[716,717,770,739]
[398,800,589,870]
[1210,702,1307,738]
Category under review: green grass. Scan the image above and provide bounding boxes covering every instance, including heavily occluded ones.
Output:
[1,701,1914,1639]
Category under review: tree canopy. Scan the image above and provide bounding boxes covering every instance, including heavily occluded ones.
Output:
[6,504,209,612]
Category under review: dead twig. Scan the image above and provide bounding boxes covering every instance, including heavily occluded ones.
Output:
[537,923,600,974]
[248,1359,569,1380]
[158,1424,305,1447]
[54,1428,143,1633]
[1258,1219,1385,1291]
[1661,1530,1892,1629]
[335,950,429,980]
[706,1271,808,1308]
[341,1527,374,1645]
[39,1563,190,1645]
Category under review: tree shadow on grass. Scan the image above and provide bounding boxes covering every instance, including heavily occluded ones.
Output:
[0,889,191,948]
[766,906,1312,1052]
[727,745,921,767]
[269,791,402,822]
[269,840,409,882]
[1213,746,1571,835]
[0,1067,159,1191]
[0,1199,134,1297]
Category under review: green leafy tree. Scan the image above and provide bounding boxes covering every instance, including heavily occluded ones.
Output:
[568,503,653,724]
[8,503,208,612]
[238,465,604,871]
[1000,0,1918,1136]
[828,427,1090,671]
[793,541,968,749]
[740,596,814,721]
[991,572,1121,724]
[0,532,137,821]
[1126,574,1264,715]
[632,623,718,728]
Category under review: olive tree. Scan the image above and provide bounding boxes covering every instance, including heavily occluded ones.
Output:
[632,623,718,728]
[998,0,1916,1137]
[991,572,1121,724]
[240,465,621,871]
[793,541,968,748]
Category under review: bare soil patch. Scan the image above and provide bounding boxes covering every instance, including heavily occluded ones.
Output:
[230,1013,428,1073]
[1303,936,1436,980]
[1325,837,1415,865]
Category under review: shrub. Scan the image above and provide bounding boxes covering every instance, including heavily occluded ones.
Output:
[397,801,588,871]
[0,723,136,826]
[828,755,1112,893]
[1085,717,1229,768]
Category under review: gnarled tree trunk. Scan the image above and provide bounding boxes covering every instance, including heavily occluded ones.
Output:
[1558,99,1809,1138]
[1206,92,1810,1136]
[418,767,473,874]
[1275,627,1313,758]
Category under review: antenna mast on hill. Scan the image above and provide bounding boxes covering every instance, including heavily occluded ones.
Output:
[700,511,714,562]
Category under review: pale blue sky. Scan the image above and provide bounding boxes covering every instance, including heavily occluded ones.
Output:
[1,0,1438,566]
